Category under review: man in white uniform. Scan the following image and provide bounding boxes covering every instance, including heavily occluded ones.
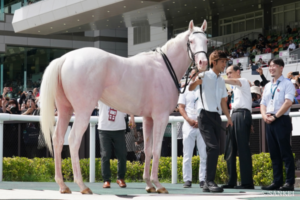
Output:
[222,65,254,189]
[178,69,207,188]
[98,101,135,189]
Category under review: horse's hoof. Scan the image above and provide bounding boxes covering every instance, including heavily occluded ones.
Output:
[60,187,72,194]
[81,187,93,194]
[145,186,156,193]
[156,187,169,194]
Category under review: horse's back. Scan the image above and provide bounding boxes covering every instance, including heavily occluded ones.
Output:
[58,47,178,117]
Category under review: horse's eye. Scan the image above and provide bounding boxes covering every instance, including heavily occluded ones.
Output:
[190,41,193,44]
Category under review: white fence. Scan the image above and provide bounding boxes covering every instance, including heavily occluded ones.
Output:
[1,113,300,183]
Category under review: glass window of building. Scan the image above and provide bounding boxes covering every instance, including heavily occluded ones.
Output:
[219,10,264,36]
[0,46,71,98]
[272,2,300,32]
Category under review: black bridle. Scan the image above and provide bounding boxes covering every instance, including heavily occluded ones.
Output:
[187,31,208,66]
[157,31,208,94]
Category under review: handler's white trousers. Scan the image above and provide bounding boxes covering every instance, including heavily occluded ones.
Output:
[182,116,207,182]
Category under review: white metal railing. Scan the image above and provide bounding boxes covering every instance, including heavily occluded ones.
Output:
[1,112,300,183]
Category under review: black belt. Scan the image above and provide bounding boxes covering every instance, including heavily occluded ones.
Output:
[232,108,250,113]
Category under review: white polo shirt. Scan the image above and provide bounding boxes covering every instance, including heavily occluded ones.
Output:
[194,69,228,115]
[178,88,198,116]
[97,101,126,131]
[231,78,252,112]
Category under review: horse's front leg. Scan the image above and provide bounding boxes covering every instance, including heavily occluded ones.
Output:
[142,117,156,193]
[151,115,169,194]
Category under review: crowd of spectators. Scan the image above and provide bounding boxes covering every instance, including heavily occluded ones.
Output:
[0,87,40,115]
[0,86,41,158]
[224,28,300,69]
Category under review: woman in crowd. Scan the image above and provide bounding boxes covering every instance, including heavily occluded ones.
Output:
[21,98,37,115]
[5,99,21,114]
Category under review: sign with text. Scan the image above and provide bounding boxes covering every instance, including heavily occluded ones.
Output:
[279,50,290,64]
[233,57,249,70]
[255,53,273,62]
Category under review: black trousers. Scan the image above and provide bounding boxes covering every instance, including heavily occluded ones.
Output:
[198,110,221,182]
[266,115,295,185]
[227,109,253,186]
[99,130,127,182]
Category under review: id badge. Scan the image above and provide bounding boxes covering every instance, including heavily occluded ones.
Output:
[267,100,274,113]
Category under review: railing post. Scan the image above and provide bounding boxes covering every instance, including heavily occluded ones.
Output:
[0,120,3,182]
[171,121,177,184]
[89,122,96,183]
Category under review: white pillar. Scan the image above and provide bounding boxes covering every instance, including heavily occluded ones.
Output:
[0,120,3,182]
[171,122,177,184]
[89,123,96,183]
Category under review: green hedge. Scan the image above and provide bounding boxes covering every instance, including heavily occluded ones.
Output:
[2,153,286,185]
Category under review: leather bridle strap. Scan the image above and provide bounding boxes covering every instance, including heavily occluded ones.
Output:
[187,31,208,69]
[156,48,181,93]
[156,31,208,95]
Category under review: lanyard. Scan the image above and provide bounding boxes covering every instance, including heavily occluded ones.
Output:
[270,81,280,100]
[194,97,198,109]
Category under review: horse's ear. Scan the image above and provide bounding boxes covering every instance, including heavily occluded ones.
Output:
[188,20,194,32]
[201,20,207,32]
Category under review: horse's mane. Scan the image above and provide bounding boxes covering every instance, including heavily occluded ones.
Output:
[135,26,203,56]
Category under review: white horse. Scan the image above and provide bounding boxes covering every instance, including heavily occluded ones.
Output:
[40,20,208,194]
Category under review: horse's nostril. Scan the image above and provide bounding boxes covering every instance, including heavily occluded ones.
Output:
[199,60,202,65]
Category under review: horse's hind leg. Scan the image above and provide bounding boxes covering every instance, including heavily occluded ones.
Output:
[142,117,156,193]
[151,115,169,194]
[53,106,72,194]
[68,112,93,194]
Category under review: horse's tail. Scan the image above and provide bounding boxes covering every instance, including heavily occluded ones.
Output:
[40,56,66,155]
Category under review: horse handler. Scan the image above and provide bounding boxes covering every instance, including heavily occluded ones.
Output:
[222,65,254,189]
[178,69,207,188]
[189,50,233,193]
[98,100,135,188]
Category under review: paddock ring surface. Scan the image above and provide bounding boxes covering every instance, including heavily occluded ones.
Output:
[0,182,299,200]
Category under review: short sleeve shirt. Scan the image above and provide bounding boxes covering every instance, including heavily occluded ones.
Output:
[193,69,227,115]
[231,78,252,112]
[260,76,295,115]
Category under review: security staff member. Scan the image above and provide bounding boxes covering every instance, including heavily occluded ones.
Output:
[178,69,207,188]
[189,50,233,193]
[222,65,254,189]
[260,58,295,191]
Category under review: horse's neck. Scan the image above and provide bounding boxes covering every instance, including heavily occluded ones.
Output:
[164,36,190,81]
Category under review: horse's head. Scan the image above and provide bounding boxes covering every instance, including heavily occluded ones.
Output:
[187,20,208,71]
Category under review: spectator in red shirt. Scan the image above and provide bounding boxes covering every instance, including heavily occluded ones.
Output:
[264,45,271,53]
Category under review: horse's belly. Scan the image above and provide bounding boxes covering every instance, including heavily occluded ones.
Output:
[100,87,150,116]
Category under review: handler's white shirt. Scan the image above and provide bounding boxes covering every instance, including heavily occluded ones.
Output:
[97,101,126,131]
[194,69,228,115]
[178,88,198,131]
[231,78,252,112]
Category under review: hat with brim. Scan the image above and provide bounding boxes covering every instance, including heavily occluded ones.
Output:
[251,86,261,95]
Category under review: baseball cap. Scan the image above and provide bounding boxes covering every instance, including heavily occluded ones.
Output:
[209,50,230,66]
